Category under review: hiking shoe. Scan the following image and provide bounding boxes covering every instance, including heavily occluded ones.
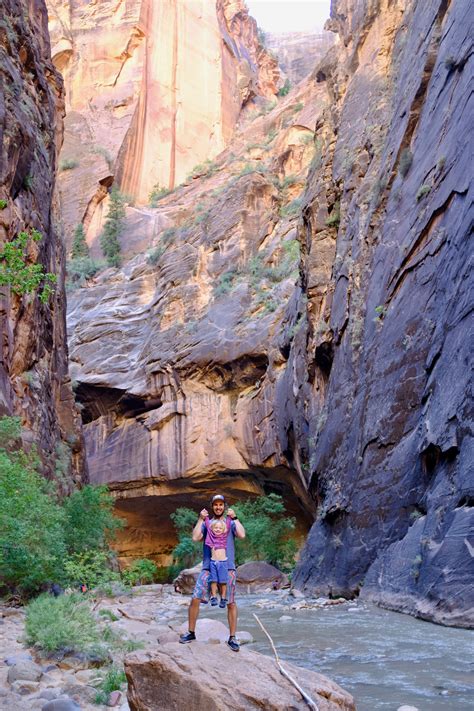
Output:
[219,598,228,608]
[227,635,240,652]
[179,631,196,644]
[210,596,218,606]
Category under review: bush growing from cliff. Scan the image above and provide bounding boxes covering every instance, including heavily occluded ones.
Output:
[100,188,125,268]
[0,228,57,303]
[277,79,291,97]
[67,256,104,288]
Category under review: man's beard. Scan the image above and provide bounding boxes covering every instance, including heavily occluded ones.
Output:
[213,509,224,519]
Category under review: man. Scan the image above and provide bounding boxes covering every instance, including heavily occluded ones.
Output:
[179,494,246,651]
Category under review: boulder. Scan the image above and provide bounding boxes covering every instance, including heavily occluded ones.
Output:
[173,563,202,594]
[7,660,42,683]
[125,643,355,710]
[177,618,229,643]
[236,562,288,592]
[41,701,82,711]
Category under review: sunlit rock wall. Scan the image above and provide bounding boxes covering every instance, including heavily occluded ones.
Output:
[46,0,279,251]
[0,0,84,486]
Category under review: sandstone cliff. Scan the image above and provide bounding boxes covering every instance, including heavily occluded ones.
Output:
[266,31,335,85]
[65,0,472,627]
[46,0,279,253]
[0,0,84,485]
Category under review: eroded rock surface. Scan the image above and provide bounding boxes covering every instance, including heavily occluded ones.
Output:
[46,0,279,250]
[0,0,84,483]
[125,642,355,711]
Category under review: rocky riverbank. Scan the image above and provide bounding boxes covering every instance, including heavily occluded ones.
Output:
[0,585,350,711]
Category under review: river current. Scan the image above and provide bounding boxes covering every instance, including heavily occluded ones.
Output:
[197,595,474,710]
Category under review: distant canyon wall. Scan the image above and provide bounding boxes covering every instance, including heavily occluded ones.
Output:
[0,0,84,486]
[46,0,279,252]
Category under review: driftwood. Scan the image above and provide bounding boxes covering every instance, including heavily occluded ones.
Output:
[253,613,319,711]
[117,607,149,622]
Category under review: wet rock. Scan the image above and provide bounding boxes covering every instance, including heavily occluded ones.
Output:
[236,562,288,592]
[237,631,254,645]
[289,588,305,599]
[279,615,293,621]
[7,661,42,683]
[125,643,355,710]
[397,706,419,711]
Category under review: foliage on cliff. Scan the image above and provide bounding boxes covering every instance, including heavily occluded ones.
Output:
[0,229,57,303]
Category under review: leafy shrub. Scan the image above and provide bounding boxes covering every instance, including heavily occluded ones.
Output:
[0,418,124,597]
[94,665,127,705]
[0,228,57,303]
[122,558,157,586]
[213,269,239,297]
[0,199,7,210]
[147,245,165,265]
[149,184,171,207]
[170,494,297,574]
[399,148,413,177]
[233,493,297,571]
[25,594,104,655]
[416,183,431,200]
[279,198,302,218]
[0,449,66,594]
[277,79,291,97]
[67,257,104,287]
[325,201,340,227]
[170,508,202,573]
[100,188,125,268]
[59,158,79,171]
[71,224,89,259]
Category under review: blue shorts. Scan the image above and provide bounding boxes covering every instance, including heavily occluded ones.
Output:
[209,559,228,584]
[192,569,236,603]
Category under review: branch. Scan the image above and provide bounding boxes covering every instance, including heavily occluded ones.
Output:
[253,613,319,711]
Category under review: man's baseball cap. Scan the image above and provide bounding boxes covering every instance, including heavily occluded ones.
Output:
[211,494,225,503]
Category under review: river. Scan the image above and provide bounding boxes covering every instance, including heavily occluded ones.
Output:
[197,595,474,710]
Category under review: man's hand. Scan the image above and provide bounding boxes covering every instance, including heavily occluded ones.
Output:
[200,508,208,520]
[227,508,236,519]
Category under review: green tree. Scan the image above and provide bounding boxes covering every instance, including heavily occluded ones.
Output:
[99,188,125,267]
[71,223,89,259]
[122,558,157,586]
[63,485,124,555]
[170,507,202,573]
[232,493,297,571]
[277,78,291,97]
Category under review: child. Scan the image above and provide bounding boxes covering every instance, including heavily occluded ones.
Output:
[204,504,232,608]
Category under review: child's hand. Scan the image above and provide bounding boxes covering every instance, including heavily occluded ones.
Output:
[200,508,208,519]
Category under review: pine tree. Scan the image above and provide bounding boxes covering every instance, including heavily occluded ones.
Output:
[71,223,89,259]
[99,188,125,268]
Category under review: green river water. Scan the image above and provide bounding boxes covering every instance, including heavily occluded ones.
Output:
[190,596,474,711]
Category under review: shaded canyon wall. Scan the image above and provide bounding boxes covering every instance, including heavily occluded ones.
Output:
[0,0,84,485]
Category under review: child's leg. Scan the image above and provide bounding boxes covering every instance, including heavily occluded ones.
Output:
[210,581,217,597]
[220,583,227,599]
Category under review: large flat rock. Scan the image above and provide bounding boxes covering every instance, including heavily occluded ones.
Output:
[125,642,355,710]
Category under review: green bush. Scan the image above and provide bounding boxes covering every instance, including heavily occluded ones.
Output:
[122,558,157,586]
[67,257,104,287]
[170,494,297,574]
[213,269,239,298]
[100,188,125,268]
[149,184,171,207]
[147,245,165,265]
[0,199,7,210]
[277,79,291,97]
[399,148,413,177]
[60,158,79,171]
[25,593,104,655]
[170,508,202,573]
[71,224,89,259]
[0,228,57,303]
[94,665,127,705]
[0,418,124,597]
[233,493,297,571]
[279,198,302,218]
[0,449,66,595]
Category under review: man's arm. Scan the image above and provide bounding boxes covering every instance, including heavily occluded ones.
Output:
[228,508,245,539]
[192,508,208,542]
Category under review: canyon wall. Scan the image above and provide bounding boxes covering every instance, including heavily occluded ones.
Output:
[266,31,335,85]
[290,0,473,628]
[46,0,279,252]
[0,0,84,486]
[65,0,473,626]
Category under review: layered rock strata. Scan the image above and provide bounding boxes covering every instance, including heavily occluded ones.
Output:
[0,0,84,484]
[291,0,473,627]
[46,0,279,250]
[67,79,321,565]
[266,31,335,85]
